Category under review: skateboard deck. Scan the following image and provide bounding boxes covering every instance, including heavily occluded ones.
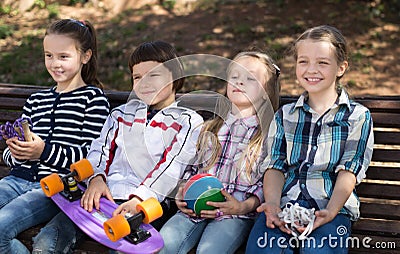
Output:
[51,185,163,254]
[41,159,164,254]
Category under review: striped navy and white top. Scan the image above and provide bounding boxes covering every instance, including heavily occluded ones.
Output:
[263,90,374,221]
[3,85,110,181]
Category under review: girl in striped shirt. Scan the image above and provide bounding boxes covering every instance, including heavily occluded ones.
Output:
[0,19,109,254]
[246,25,374,253]
[160,51,280,254]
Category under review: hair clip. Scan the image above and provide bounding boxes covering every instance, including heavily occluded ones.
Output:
[272,63,281,77]
[69,19,86,28]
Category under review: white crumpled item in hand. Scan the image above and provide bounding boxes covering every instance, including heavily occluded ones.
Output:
[278,202,315,240]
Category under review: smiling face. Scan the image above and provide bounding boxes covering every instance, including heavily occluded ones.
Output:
[132,61,175,109]
[226,56,268,116]
[43,34,90,89]
[295,39,347,98]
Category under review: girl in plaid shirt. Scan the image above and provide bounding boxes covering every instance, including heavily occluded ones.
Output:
[247,25,374,253]
[160,51,280,254]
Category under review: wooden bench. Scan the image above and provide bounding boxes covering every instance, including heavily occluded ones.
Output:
[0,83,398,253]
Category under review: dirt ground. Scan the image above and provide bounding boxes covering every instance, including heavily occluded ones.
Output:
[0,0,399,96]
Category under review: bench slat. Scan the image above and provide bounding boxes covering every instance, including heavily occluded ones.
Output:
[179,95,221,112]
[366,166,400,181]
[0,97,26,110]
[374,130,400,146]
[352,218,400,235]
[360,202,400,221]
[104,90,130,108]
[357,183,400,200]
[357,96,400,112]
[372,149,400,163]
[0,83,46,97]
[372,112,400,128]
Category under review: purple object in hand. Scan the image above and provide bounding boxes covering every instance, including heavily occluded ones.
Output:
[0,117,32,141]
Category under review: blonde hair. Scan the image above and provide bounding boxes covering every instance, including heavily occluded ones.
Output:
[197,51,280,179]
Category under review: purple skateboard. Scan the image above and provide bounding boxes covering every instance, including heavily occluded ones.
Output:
[50,184,164,254]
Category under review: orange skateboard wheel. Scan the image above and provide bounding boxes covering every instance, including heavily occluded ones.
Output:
[104,214,131,242]
[40,173,64,197]
[136,197,163,224]
[70,159,94,182]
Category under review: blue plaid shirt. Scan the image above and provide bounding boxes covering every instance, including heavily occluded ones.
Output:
[262,91,374,221]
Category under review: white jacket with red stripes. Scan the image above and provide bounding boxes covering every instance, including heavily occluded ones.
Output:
[86,99,203,202]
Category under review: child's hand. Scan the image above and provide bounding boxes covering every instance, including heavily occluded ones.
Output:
[202,189,239,217]
[112,197,141,217]
[81,175,114,212]
[175,186,196,217]
[308,209,335,232]
[6,132,45,160]
[257,202,291,234]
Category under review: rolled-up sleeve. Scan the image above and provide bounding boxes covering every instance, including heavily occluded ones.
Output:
[335,109,374,184]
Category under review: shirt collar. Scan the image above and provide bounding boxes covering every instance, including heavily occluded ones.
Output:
[290,89,351,114]
[337,90,352,110]
[225,112,259,128]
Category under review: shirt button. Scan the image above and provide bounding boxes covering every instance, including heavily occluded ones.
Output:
[317,122,321,126]
[301,183,305,188]
[312,146,317,150]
